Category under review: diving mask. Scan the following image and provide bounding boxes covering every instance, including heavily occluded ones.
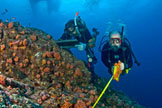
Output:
[110,38,122,44]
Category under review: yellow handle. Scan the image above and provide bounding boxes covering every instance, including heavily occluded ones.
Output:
[92,75,114,108]
[126,68,131,74]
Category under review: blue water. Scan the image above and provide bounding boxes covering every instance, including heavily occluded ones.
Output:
[0,0,162,108]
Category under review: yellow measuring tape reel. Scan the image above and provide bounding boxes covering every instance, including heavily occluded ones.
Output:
[92,61,125,108]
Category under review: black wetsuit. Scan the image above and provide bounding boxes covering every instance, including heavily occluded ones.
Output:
[60,23,92,44]
[60,20,97,73]
[101,42,133,74]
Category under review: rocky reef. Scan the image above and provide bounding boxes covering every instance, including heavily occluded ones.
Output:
[0,20,145,108]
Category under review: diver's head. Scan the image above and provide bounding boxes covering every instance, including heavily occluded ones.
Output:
[65,18,86,36]
[65,20,77,35]
[109,31,122,51]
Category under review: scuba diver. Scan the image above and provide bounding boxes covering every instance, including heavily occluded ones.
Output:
[99,26,140,75]
[57,12,99,79]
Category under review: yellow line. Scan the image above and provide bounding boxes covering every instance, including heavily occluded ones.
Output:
[92,75,114,108]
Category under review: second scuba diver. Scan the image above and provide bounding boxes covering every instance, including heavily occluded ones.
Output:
[58,13,99,79]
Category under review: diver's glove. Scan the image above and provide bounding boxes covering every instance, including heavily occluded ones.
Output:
[120,62,124,71]
[75,42,86,51]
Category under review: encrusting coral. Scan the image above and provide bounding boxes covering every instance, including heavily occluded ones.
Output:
[0,19,145,108]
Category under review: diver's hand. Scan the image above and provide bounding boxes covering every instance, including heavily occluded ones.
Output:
[120,62,124,71]
[75,42,86,51]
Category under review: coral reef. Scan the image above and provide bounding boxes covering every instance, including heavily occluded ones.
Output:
[0,19,145,108]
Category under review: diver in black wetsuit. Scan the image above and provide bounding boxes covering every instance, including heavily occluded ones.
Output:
[59,15,99,79]
[100,28,140,75]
